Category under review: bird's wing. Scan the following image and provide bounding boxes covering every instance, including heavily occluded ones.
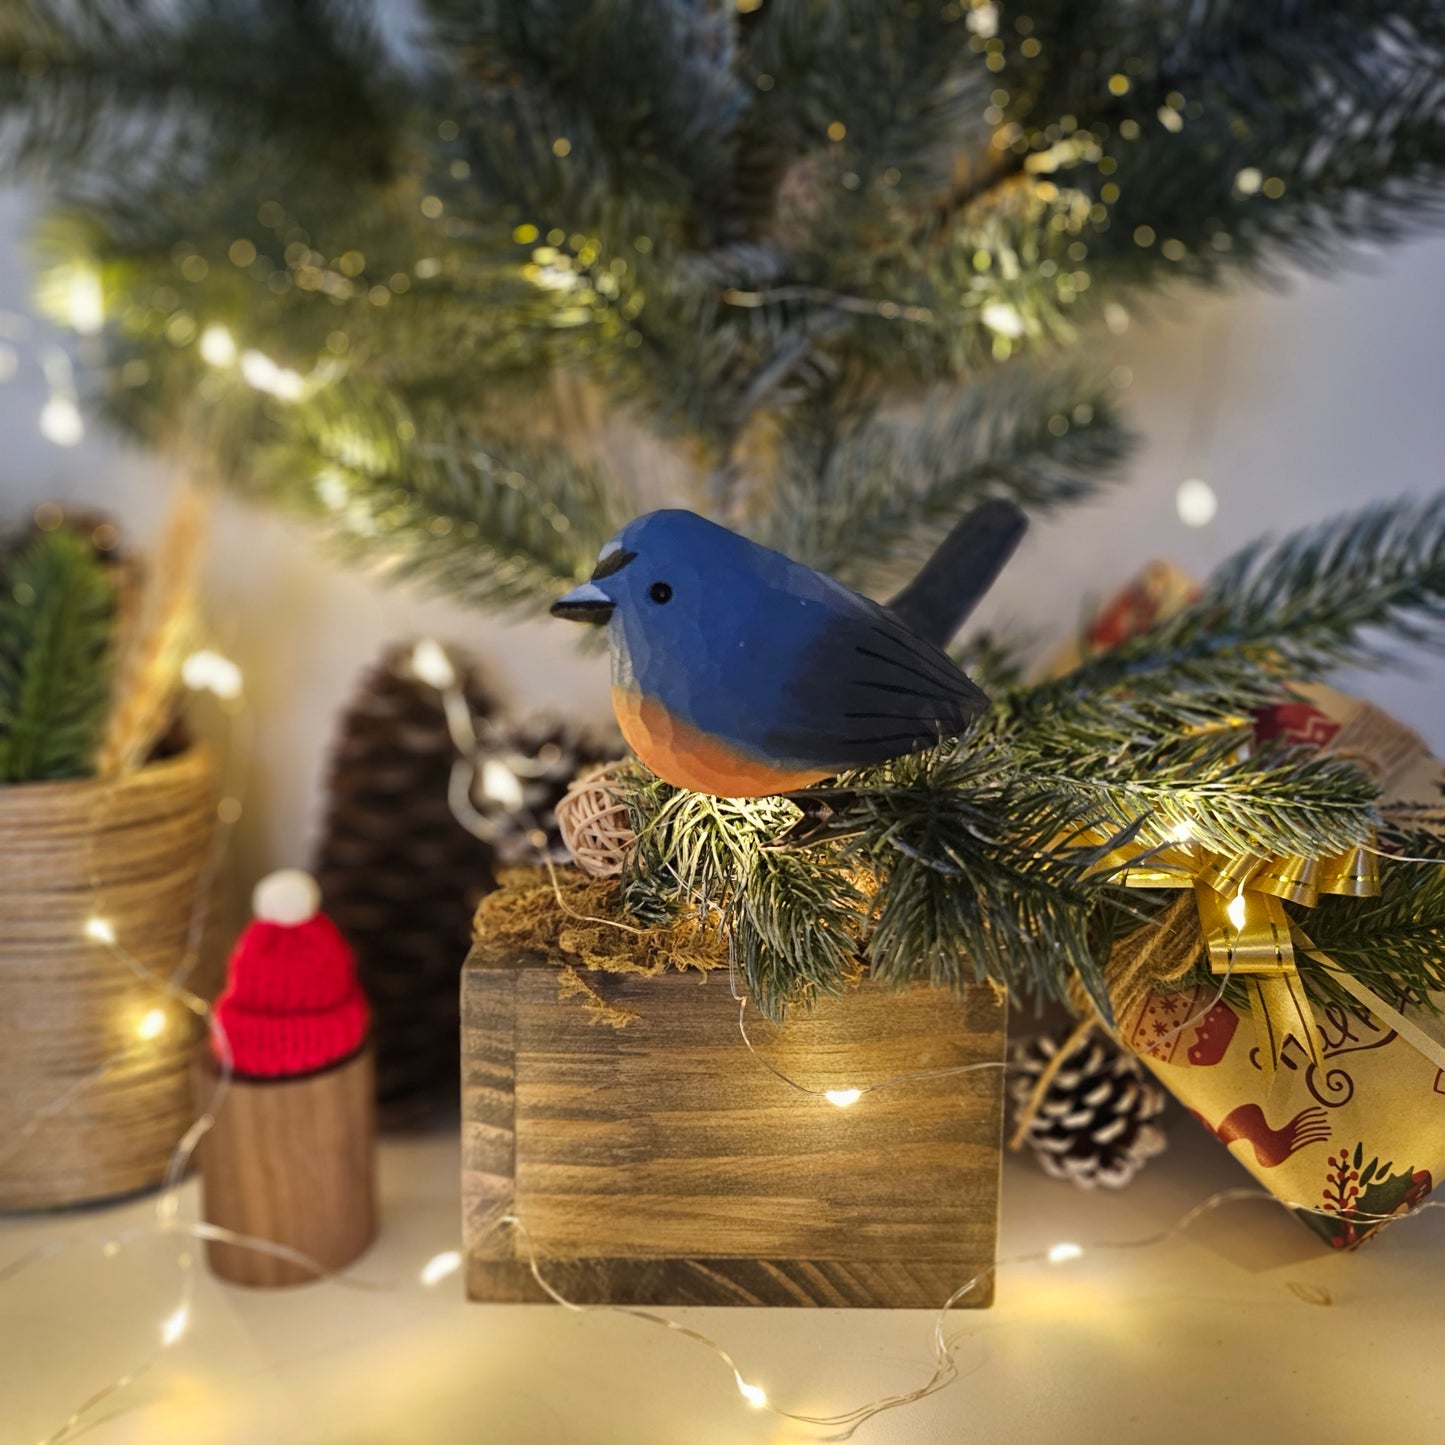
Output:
[762,595,989,768]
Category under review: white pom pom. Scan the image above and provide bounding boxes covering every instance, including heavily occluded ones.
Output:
[252,869,321,926]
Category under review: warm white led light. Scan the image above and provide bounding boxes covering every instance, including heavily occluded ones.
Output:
[84,917,117,946]
[824,1088,862,1109]
[160,1305,189,1346]
[1047,1241,1084,1265]
[735,1376,767,1409]
[239,349,307,401]
[61,265,105,336]
[199,324,238,367]
[1227,891,1248,931]
[137,1008,166,1041]
[182,649,244,701]
[39,395,84,447]
[480,758,526,811]
[420,1250,463,1286]
[1169,820,1195,842]
[410,638,457,690]
[1176,477,1218,528]
[980,300,1024,338]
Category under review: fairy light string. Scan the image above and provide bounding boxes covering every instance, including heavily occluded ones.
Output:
[0,640,253,1444]
[493,1188,1445,1442]
[13,638,1445,1441]
[420,634,1445,1437]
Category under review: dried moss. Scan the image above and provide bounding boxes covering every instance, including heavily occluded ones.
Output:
[473,866,728,1024]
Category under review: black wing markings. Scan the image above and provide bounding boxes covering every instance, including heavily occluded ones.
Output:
[854,644,968,699]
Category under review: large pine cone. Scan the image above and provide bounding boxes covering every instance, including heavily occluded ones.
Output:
[313,645,499,1123]
[313,643,618,1123]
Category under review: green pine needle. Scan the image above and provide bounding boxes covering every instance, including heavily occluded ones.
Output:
[757,370,1133,593]
[1297,847,1445,1015]
[0,527,116,782]
[257,390,635,615]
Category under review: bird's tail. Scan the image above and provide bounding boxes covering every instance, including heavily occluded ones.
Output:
[885,499,1028,647]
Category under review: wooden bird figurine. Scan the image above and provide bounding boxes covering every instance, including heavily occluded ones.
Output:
[551,501,1026,797]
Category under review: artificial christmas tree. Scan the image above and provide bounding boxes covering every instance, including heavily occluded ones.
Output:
[7,5,1443,1032]
[4,1,1443,626]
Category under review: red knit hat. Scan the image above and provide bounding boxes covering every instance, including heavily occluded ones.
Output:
[214,870,370,1079]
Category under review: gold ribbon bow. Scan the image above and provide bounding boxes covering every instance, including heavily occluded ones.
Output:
[1094,830,1380,1077]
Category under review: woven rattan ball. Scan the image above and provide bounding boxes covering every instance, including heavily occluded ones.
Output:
[556,762,636,878]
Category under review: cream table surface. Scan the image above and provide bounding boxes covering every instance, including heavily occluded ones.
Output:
[2,1113,1442,1445]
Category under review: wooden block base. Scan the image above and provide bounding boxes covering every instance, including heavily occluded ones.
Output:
[199,1046,377,1287]
[463,927,1005,1309]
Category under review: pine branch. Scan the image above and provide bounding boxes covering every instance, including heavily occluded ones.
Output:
[1297,860,1445,1014]
[755,369,1133,590]
[429,0,749,240]
[0,527,116,782]
[1008,733,1381,859]
[994,1,1445,284]
[739,0,987,202]
[623,780,797,926]
[1015,497,1445,745]
[254,389,635,617]
[622,738,1143,1020]
[836,741,1135,1020]
[0,0,406,188]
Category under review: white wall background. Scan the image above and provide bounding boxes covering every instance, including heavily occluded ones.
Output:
[2,183,1443,886]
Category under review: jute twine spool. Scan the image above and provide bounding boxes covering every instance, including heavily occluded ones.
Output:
[0,746,219,1210]
[555,762,637,879]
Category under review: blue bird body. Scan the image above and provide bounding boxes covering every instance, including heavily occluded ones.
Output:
[552,508,1016,797]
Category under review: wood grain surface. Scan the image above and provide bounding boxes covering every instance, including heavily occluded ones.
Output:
[199,1046,377,1287]
[463,932,1005,1309]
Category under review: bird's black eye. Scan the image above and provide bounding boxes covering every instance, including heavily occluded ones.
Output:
[648,581,673,605]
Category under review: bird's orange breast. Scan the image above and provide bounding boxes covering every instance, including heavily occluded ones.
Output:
[612,687,830,798]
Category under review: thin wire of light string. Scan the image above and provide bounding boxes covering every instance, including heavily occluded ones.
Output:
[723,936,1017,1101]
[14,1216,397,1445]
[12,651,1443,1440]
[428,644,1445,1433]
[496,1188,1445,1441]
[52,698,249,1445]
[732,990,1012,1100]
[0,679,250,1445]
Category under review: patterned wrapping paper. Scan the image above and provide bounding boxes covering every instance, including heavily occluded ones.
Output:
[1117,681,1445,1248]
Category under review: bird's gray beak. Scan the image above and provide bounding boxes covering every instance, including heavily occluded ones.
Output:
[551,581,615,625]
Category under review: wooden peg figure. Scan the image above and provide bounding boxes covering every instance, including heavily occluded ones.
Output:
[199,869,377,1286]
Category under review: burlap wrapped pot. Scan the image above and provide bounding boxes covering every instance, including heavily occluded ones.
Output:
[0,746,218,1209]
